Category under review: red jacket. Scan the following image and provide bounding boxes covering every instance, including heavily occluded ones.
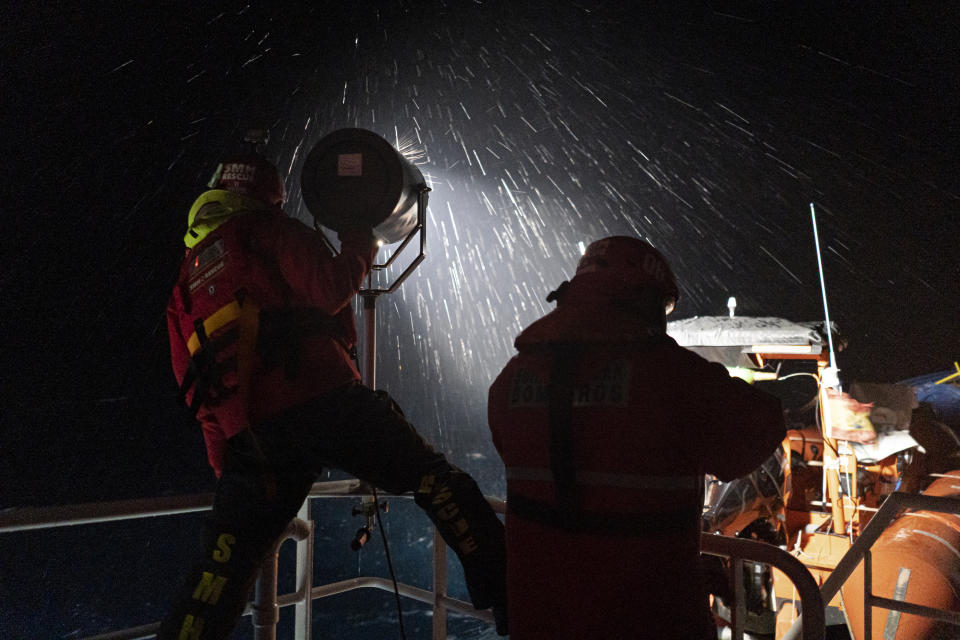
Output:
[488,278,785,639]
[167,208,376,475]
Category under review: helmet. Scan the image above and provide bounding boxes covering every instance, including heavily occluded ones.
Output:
[208,152,286,207]
[575,236,679,314]
[184,189,269,248]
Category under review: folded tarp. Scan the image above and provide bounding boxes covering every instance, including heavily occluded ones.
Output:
[898,369,960,431]
[667,316,827,349]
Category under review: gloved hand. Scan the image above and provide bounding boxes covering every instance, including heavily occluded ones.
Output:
[337,226,377,246]
[337,227,380,260]
[337,226,376,242]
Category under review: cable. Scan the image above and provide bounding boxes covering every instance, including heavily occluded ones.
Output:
[372,486,407,640]
[778,372,820,382]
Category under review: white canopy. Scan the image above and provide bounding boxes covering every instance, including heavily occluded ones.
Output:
[667,316,826,350]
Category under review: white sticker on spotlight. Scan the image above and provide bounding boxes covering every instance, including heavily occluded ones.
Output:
[337,153,363,176]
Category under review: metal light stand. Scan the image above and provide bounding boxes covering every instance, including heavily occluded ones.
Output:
[359,185,430,390]
[295,174,430,636]
[310,185,429,389]
[350,185,429,552]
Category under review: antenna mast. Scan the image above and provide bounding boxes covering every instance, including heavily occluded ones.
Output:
[810,202,839,389]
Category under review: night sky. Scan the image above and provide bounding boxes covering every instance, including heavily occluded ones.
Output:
[2,1,959,637]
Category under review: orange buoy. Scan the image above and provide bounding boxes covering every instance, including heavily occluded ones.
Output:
[841,472,960,640]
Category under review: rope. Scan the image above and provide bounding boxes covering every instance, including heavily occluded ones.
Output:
[372,487,407,640]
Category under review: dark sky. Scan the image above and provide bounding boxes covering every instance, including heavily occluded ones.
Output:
[2,1,958,509]
[2,2,959,638]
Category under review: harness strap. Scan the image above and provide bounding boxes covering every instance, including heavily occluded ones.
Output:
[179,298,348,414]
[548,344,580,512]
[179,330,240,412]
[186,299,243,355]
[180,317,213,412]
[178,294,251,416]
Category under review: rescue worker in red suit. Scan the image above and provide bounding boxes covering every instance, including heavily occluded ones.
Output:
[488,236,786,639]
[160,149,507,639]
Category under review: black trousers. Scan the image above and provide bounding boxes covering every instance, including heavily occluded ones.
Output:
[159,382,506,640]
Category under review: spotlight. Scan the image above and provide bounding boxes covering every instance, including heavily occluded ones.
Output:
[301,128,427,244]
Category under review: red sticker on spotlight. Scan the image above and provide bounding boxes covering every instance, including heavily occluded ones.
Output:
[337,153,363,176]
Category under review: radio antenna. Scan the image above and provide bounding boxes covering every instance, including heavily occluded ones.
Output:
[810,202,840,389]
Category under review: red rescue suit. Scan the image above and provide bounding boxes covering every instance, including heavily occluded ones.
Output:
[488,279,786,639]
[167,207,376,475]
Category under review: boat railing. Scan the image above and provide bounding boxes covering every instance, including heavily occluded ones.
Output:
[782,491,960,640]
[701,534,824,640]
[1,479,826,640]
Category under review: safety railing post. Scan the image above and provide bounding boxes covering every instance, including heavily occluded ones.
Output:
[732,557,745,640]
[433,526,448,640]
[248,517,312,640]
[294,499,314,640]
[863,548,872,640]
[253,547,280,640]
[702,533,825,640]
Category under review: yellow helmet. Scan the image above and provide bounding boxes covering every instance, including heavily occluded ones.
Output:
[184,189,267,248]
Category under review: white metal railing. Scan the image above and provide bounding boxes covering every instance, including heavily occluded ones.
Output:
[701,534,824,640]
[1,480,826,640]
[782,491,960,640]
[0,479,488,640]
